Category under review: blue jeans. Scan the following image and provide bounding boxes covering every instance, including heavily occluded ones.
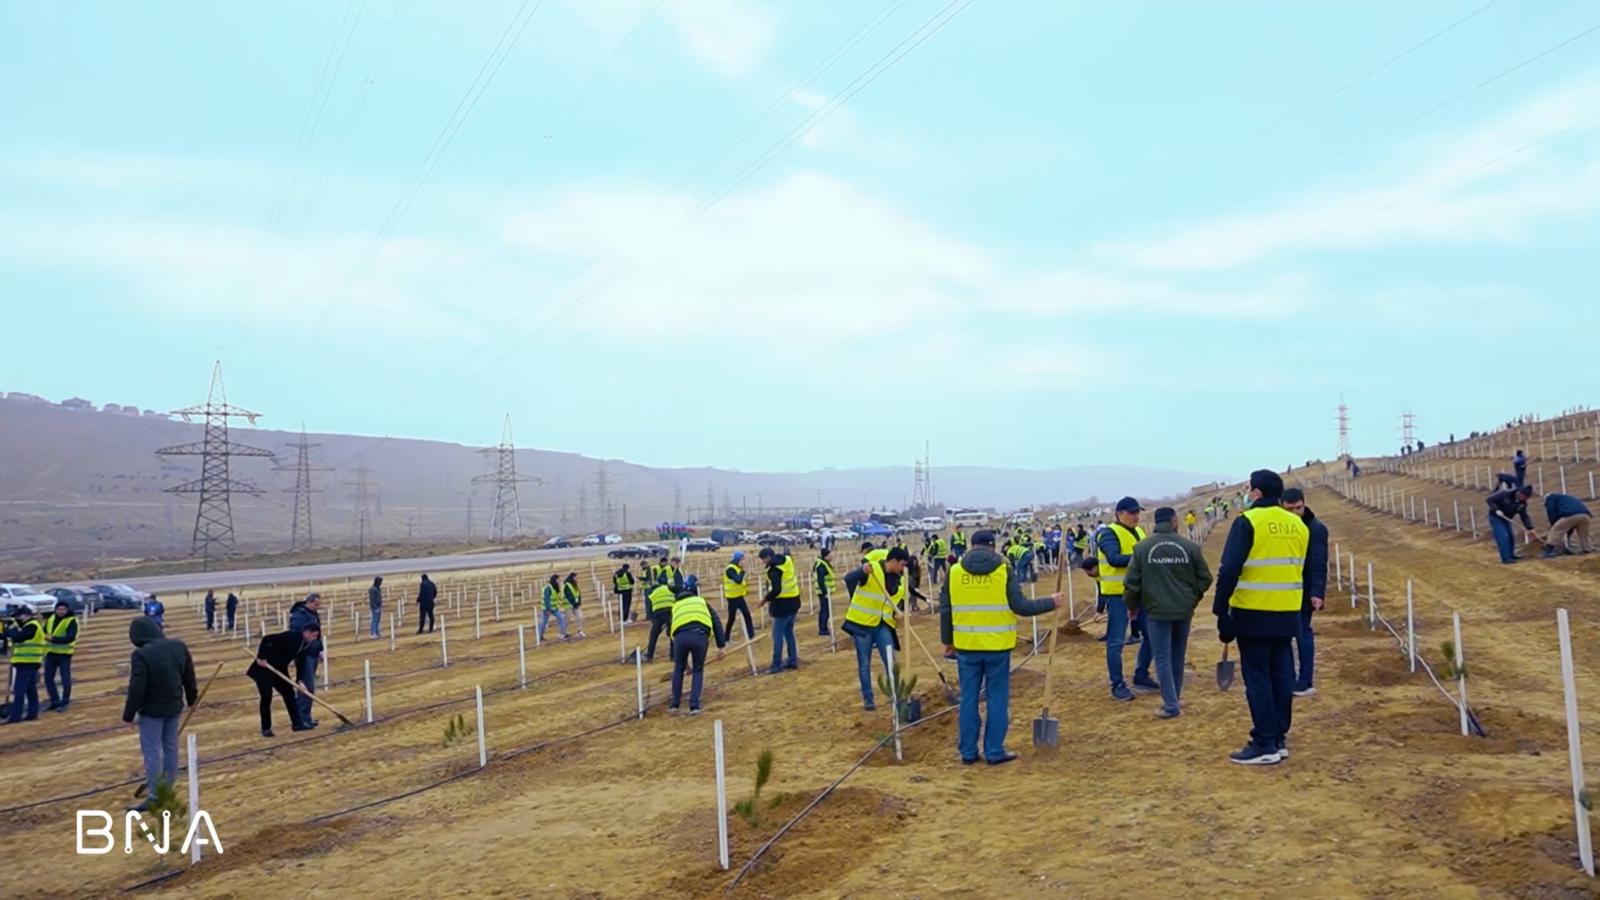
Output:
[44,654,72,705]
[538,607,568,641]
[1237,636,1294,748]
[1145,618,1191,713]
[851,623,893,705]
[957,650,1012,762]
[137,713,181,799]
[1489,515,1516,563]
[770,614,798,670]
[8,664,39,721]
[1133,609,1152,682]
[370,607,382,638]
[1104,596,1129,688]
[296,654,319,724]
[1295,612,1315,691]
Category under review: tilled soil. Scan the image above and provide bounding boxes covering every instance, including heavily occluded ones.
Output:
[4,490,1599,898]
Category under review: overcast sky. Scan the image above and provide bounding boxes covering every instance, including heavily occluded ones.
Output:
[3,1,1597,474]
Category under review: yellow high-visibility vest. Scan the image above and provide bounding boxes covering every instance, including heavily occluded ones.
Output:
[1097,523,1146,597]
[613,571,634,592]
[723,563,747,600]
[776,556,801,599]
[1231,506,1308,613]
[845,560,900,629]
[9,619,46,665]
[948,562,1016,651]
[44,614,77,656]
[647,584,677,616]
[814,559,835,594]
[670,595,714,635]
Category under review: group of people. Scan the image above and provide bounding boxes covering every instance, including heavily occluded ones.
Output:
[2,598,81,723]
[1484,450,1593,562]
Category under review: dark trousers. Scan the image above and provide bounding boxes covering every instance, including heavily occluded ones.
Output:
[417,602,435,633]
[646,610,672,661]
[7,664,40,722]
[1236,636,1295,748]
[226,607,237,630]
[670,630,710,709]
[44,654,72,705]
[817,593,831,634]
[253,673,303,731]
[295,654,319,724]
[1295,612,1315,691]
[723,598,754,643]
[205,607,215,630]
[618,590,634,621]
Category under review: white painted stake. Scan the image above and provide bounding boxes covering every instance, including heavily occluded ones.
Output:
[618,615,627,663]
[1454,500,1460,533]
[1334,544,1342,590]
[1406,580,1416,673]
[1366,562,1376,629]
[1557,608,1596,876]
[186,732,202,864]
[714,719,730,871]
[494,595,501,622]
[474,603,481,640]
[635,648,645,719]
[390,612,397,651]
[322,632,331,689]
[1561,465,1569,495]
[364,659,373,723]
[1453,611,1468,737]
[440,615,449,667]
[886,643,903,762]
[1470,507,1478,540]
[474,685,488,769]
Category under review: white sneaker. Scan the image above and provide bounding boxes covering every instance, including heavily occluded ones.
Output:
[1293,687,1317,697]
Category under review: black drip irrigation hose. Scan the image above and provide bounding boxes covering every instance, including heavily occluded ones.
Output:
[0,653,619,816]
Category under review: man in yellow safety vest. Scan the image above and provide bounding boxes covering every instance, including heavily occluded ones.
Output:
[1098,497,1148,702]
[841,546,909,711]
[3,606,45,724]
[43,599,78,712]
[1214,470,1311,766]
[939,531,1057,765]
[667,589,726,715]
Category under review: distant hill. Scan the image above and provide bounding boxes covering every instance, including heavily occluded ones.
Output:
[0,394,1224,570]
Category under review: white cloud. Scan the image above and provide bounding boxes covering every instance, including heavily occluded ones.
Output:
[1105,77,1600,271]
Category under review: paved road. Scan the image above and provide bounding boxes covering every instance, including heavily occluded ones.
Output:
[82,545,636,595]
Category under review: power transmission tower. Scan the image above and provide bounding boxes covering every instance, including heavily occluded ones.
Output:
[706,482,715,523]
[1400,409,1418,448]
[274,425,331,551]
[594,462,614,531]
[345,466,378,560]
[472,415,541,543]
[577,483,590,531]
[924,440,935,509]
[1336,397,1351,459]
[911,455,928,510]
[673,478,683,522]
[156,361,272,570]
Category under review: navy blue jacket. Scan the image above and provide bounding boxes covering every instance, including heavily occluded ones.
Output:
[1545,493,1592,525]
[1301,508,1329,615]
[1095,523,1138,568]
[1212,499,1308,639]
[1487,489,1534,528]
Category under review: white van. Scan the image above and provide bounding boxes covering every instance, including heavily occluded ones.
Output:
[919,515,945,531]
[950,510,988,527]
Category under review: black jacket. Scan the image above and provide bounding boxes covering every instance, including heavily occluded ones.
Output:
[763,554,802,617]
[123,617,198,721]
[226,593,238,612]
[418,577,438,606]
[251,630,311,680]
[1486,489,1535,528]
[1301,508,1330,614]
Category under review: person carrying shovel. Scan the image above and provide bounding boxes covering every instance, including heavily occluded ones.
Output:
[938,530,1057,766]
[249,622,320,736]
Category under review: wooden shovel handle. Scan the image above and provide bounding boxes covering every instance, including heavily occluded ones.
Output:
[241,649,355,726]
[177,662,225,734]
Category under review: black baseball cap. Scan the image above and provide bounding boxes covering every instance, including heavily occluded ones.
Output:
[971,529,996,546]
[886,547,911,562]
[1115,497,1143,513]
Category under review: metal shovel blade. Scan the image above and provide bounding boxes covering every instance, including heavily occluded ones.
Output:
[1216,645,1236,691]
[1032,711,1060,748]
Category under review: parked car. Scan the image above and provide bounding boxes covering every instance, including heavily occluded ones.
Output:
[579,535,604,547]
[541,537,572,550]
[603,534,622,545]
[0,583,58,616]
[89,583,148,610]
[44,586,101,614]
[640,543,670,556]
[685,538,720,552]
[737,530,758,543]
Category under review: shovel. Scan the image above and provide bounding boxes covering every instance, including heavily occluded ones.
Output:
[905,618,957,704]
[1032,610,1063,749]
[242,650,357,727]
[135,661,225,799]
[1216,643,1236,691]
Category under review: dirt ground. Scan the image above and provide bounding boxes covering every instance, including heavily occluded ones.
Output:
[5,419,1600,898]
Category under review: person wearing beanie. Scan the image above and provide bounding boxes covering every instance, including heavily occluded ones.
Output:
[721,550,754,643]
[1122,508,1212,719]
[1214,469,1310,765]
[939,529,1057,764]
[758,546,803,674]
[814,547,836,636]
[368,577,384,639]
[1281,488,1329,698]
[123,616,198,807]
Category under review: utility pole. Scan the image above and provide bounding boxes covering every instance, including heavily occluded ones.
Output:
[594,462,614,532]
[346,466,378,561]
[156,361,272,570]
[673,478,683,523]
[706,481,715,524]
[274,425,331,551]
[1336,397,1351,459]
[912,455,928,511]
[472,414,541,543]
[577,483,589,532]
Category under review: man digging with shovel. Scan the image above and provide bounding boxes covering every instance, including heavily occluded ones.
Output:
[939,530,1057,766]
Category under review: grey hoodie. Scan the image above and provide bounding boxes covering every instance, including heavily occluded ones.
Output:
[937,546,1056,646]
